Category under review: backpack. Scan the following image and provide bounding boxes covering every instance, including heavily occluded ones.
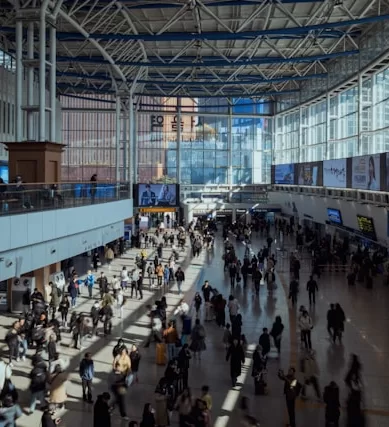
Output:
[32,327,45,342]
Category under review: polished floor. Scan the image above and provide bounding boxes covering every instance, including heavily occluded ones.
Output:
[1,230,389,426]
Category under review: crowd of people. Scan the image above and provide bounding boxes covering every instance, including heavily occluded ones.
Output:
[0,216,377,427]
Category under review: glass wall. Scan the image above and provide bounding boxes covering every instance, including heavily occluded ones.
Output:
[179,115,228,185]
[61,95,123,181]
[231,117,272,185]
[274,66,389,164]
[137,97,272,185]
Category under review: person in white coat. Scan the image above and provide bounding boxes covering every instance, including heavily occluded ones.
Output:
[298,310,313,350]
[0,359,12,395]
[116,289,125,319]
[120,267,129,290]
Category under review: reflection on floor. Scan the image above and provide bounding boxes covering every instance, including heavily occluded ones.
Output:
[1,231,389,426]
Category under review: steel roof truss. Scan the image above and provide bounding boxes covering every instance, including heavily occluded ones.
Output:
[196,0,234,33]
[156,1,191,36]
[80,0,116,28]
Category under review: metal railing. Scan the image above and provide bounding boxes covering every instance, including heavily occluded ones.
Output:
[0,181,131,215]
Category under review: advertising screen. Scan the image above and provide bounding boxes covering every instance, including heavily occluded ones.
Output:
[0,165,8,183]
[323,159,347,188]
[296,162,323,186]
[327,208,343,225]
[274,164,294,184]
[137,184,178,207]
[356,215,377,241]
[352,155,380,190]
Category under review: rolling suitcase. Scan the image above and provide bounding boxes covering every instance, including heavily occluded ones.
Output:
[156,343,167,365]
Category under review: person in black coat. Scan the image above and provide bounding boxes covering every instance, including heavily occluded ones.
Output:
[94,392,111,427]
[231,314,242,340]
[258,328,271,358]
[178,344,191,389]
[140,403,156,427]
[226,338,245,387]
[323,381,340,427]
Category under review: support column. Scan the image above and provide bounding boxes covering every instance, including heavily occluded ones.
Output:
[49,24,57,141]
[357,73,363,156]
[326,82,330,161]
[27,23,35,140]
[39,7,47,141]
[177,98,181,183]
[128,97,134,197]
[134,108,138,184]
[123,110,128,182]
[15,20,23,142]
[227,101,232,187]
[115,96,121,181]
[298,106,302,164]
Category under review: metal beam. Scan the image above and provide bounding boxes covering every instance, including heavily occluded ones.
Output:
[0,26,359,40]
[55,50,358,68]
[56,70,327,85]
[61,107,272,118]
[58,0,327,11]
[57,82,298,97]
[53,14,386,41]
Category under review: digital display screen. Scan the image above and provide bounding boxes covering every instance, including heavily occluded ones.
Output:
[137,184,178,207]
[356,215,377,241]
[327,208,343,225]
[296,162,323,186]
[0,165,8,183]
[274,164,294,184]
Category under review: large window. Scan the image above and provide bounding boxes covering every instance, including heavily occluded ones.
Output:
[231,117,272,184]
[61,95,121,181]
[179,115,228,185]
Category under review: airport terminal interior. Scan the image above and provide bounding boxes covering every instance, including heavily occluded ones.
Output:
[2,0,389,426]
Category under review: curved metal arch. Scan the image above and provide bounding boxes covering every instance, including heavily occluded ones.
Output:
[49,1,128,84]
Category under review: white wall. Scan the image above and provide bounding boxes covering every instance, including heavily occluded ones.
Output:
[268,191,389,246]
[0,199,133,281]
[0,199,133,253]
[0,221,124,282]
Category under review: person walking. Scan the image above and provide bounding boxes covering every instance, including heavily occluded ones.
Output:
[189,319,206,360]
[327,304,337,343]
[299,310,313,350]
[5,323,19,367]
[278,367,302,427]
[323,381,340,427]
[85,270,95,298]
[163,321,179,362]
[300,350,321,400]
[289,278,299,307]
[175,267,185,295]
[79,352,94,403]
[334,303,346,343]
[137,272,144,300]
[306,275,319,305]
[229,263,237,288]
[270,316,284,355]
[226,338,245,387]
[120,267,129,290]
[94,392,111,427]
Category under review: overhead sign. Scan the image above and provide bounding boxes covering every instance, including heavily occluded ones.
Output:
[139,207,177,213]
[150,115,197,132]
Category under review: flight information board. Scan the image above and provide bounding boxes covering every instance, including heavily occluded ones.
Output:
[356,215,377,241]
